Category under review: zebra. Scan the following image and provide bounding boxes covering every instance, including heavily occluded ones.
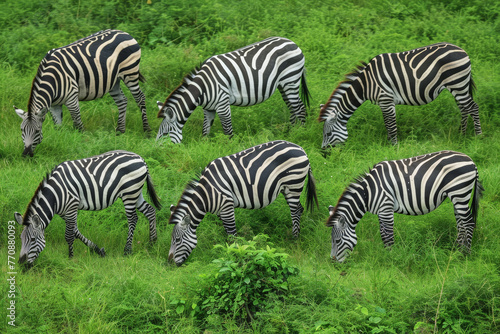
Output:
[156,37,311,143]
[14,29,150,157]
[168,140,318,266]
[319,43,482,149]
[14,150,162,268]
[326,150,483,263]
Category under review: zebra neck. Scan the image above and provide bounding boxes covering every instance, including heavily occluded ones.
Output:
[343,181,369,220]
[28,80,59,115]
[196,177,224,214]
[171,80,204,123]
[328,77,366,122]
[26,185,58,229]
[362,170,388,214]
[192,70,213,109]
[29,59,67,112]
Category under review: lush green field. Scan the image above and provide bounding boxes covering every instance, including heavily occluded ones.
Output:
[1,0,499,332]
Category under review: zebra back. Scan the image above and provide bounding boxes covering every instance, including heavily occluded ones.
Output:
[157,37,309,142]
[319,43,479,148]
[28,29,141,114]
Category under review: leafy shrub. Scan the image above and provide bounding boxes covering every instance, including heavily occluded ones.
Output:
[195,235,299,324]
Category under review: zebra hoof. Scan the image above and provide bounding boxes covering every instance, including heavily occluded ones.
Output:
[123,248,132,256]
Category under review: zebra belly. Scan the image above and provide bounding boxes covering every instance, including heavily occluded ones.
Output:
[392,193,444,216]
[227,82,277,107]
[232,191,278,210]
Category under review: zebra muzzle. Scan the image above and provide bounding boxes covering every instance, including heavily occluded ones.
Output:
[19,253,26,264]
[22,146,34,157]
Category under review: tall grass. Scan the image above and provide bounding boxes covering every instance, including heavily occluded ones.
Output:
[1,0,499,332]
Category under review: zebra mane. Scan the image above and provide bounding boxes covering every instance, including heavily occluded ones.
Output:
[21,172,51,225]
[318,61,368,122]
[325,172,368,227]
[156,65,201,118]
[26,60,48,116]
[182,178,200,197]
[177,176,202,205]
[169,177,200,223]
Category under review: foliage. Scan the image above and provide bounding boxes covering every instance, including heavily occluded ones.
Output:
[195,235,299,324]
[0,0,499,332]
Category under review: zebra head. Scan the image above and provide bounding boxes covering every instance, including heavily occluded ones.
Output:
[156,102,184,144]
[321,111,348,150]
[168,205,198,266]
[14,212,46,268]
[14,106,46,157]
[326,205,357,263]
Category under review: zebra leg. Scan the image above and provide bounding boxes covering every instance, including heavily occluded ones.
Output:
[219,205,237,236]
[109,81,128,134]
[378,210,395,247]
[62,207,105,256]
[457,97,482,135]
[123,201,140,255]
[452,201,475,253]
[380,103,398,145]
[64,219,77,258]
[75,228,106,257]
[65,95,85,131]
[61,209,80,257]
[283,188,304,238]
[216,101,234,138]
[202,109,216,137]
[278,83,306,124]
[49,105,63,126]
[124,78,151,133]
[136,194,157,244]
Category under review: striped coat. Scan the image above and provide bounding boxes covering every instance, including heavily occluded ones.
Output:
[14,30,150,156]
[156,37,310,143]
[327,150,483,262]
[319,43,481,149]
[168,141,318,265]
[14,151,161,267]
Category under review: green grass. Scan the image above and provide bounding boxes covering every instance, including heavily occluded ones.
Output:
[1,0,500,332]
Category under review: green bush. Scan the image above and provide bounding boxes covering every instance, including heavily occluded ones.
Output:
[195,235,299,324]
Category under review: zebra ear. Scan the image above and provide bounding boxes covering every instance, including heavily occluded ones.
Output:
[337,216,347,230]
[328,205,335,215]
[179,215,191,230]
[14,212,23,225]
[14,106,27,119]
[32,215,43,230]
[34,108,49,118]
[157,101,164,111]
[168,205,176,224]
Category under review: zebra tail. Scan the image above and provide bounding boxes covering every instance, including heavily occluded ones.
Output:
[146,173,162,210]
[139,71,146,83]
[305,167,319,212]
[471,176,484,226]
[300,70,312,109]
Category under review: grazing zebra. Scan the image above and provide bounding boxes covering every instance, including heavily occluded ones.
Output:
[14,29,150,157]
[326,150,483,262]
[14,150,162,267]
[168,140,318,265]
[156,37,311,143]
[319,43,482,149]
